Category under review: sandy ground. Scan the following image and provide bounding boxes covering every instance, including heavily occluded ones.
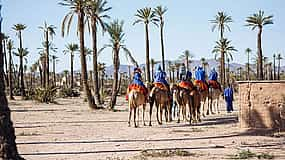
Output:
[9,96,285,160]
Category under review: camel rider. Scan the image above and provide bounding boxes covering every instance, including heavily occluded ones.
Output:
[179,63,186,80]
[126,67,148,100]
[154,64,170,92]
[194,66,208,91]
[208,67,222,91]
[179,70,194,91]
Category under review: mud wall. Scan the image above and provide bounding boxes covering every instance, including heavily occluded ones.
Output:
[238,81,285,129]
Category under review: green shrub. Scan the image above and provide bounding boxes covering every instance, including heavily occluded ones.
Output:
[59,88,80,98]
[25,88,35,100]
[34,87,57,103]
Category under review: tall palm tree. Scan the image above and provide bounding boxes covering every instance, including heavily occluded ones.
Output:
[245,48,252,80]
[179,50,194,71]
[59,0,96,109]
[212,38,237,87]
[63,43,78,89]
[133,7,158,82]
[3,34,9,86]
[12,23,26,97]
[246,10,273,80]
[7,39,15,100]
[277,53,282,80]
[13,48,28,98]
[174,63,181,81]
[154,5,167,71]
[210,11,233,40]
[100,20,137,109]
[51,55,59,86]
[86,0,111,105]
[39,22,56,87]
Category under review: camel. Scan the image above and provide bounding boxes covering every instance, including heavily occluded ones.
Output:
[128,89,147,128]
[171,83,201,124]
[208,86,222,114]
[149,83,171,126]
[193,81,209,117]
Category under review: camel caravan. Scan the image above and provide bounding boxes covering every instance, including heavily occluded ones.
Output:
[127,64,224,128]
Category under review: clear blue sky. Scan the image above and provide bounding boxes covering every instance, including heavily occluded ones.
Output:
[2,0,285,72]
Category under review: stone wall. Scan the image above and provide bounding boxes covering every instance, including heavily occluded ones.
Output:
[238,81,285,129]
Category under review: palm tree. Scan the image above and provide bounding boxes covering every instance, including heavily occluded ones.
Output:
[86,0,111,105]
[246,10,273,80]
[12,23,26,97]
[100,20,137,109]
[174,63,181,81]
[210,11,233,40]
[277,53,282,80]
[7,39,15,100]
[179,50,194,71]
[167,61,172,82]
[59,0,96,109]
[154,5,167,71]
[212,38,237,87]
[3,34,9,85]
[63,43,78,89]
[133,7,158,82]
[51,55,59,86]
[13,48,28,98]
[245,48,252,80]
[39,22,56,87]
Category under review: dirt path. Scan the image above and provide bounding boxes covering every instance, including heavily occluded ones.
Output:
[9,96,285,160]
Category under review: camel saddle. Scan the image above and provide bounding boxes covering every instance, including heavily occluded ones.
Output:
[126,84,148,101]
[194,80,208,91]
[178,81,194,91]
[208,80,220,89]
[153,82,168,91]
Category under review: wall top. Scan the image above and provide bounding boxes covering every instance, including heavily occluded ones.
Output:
[237,80,285,84]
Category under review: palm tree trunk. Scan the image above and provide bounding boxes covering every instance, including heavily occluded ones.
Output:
[145,24,151,82]
[0,32,24,160]
[128,65,131,83]
[221,52,225,87]
[53,59,56,86]
[45,31,49,87]
[91,19,101,105]
[78,9,96,109]
[278,59,280,80]
[257,27,263,80]
[71,54,74,89]
[160,23,165,71]
[247,54,250,80]
[43,59,46,88]
[39,65,43,87]
[8,46,14,100]
[19,55,25,97]
[3,40,9,87]
[110,48,119,109]
[186,55,189,72]
[151,63,154,82]
[273,55,276,80]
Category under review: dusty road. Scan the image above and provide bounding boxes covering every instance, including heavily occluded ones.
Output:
[9,96,285,160]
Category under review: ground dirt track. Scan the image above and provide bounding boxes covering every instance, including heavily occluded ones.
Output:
[9,96,285,160]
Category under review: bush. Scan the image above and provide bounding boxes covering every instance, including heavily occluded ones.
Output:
[34,87,57,103]
[58,88,80,98]
[25,88,35,100]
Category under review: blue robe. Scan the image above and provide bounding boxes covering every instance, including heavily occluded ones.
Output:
[224,87,234,112]
[195,67,206,82]
[132,72,145,87]
[209,70,218,81]
[186,71,192,80]
[154,71,169,87]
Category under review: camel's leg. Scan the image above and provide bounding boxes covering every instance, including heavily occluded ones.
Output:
[137,107,140,127]
[177,104,181,123]
[168,103,172,122]
[134,107,137,128]
[156,102,161,125]
[160,105,163,125]
[164,106,168,122]
[216,97,220,114]
[143,104,146,126]
[149,99,153,126]
[128,107,132,127]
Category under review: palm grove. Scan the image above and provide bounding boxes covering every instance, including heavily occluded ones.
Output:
[0,1,282,158]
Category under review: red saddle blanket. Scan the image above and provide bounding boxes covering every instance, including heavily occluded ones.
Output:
[126,84,148,101]
[179,81,193,90]
[208,80,220,89]
[194,80,208,91]
[153,82,168,91]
